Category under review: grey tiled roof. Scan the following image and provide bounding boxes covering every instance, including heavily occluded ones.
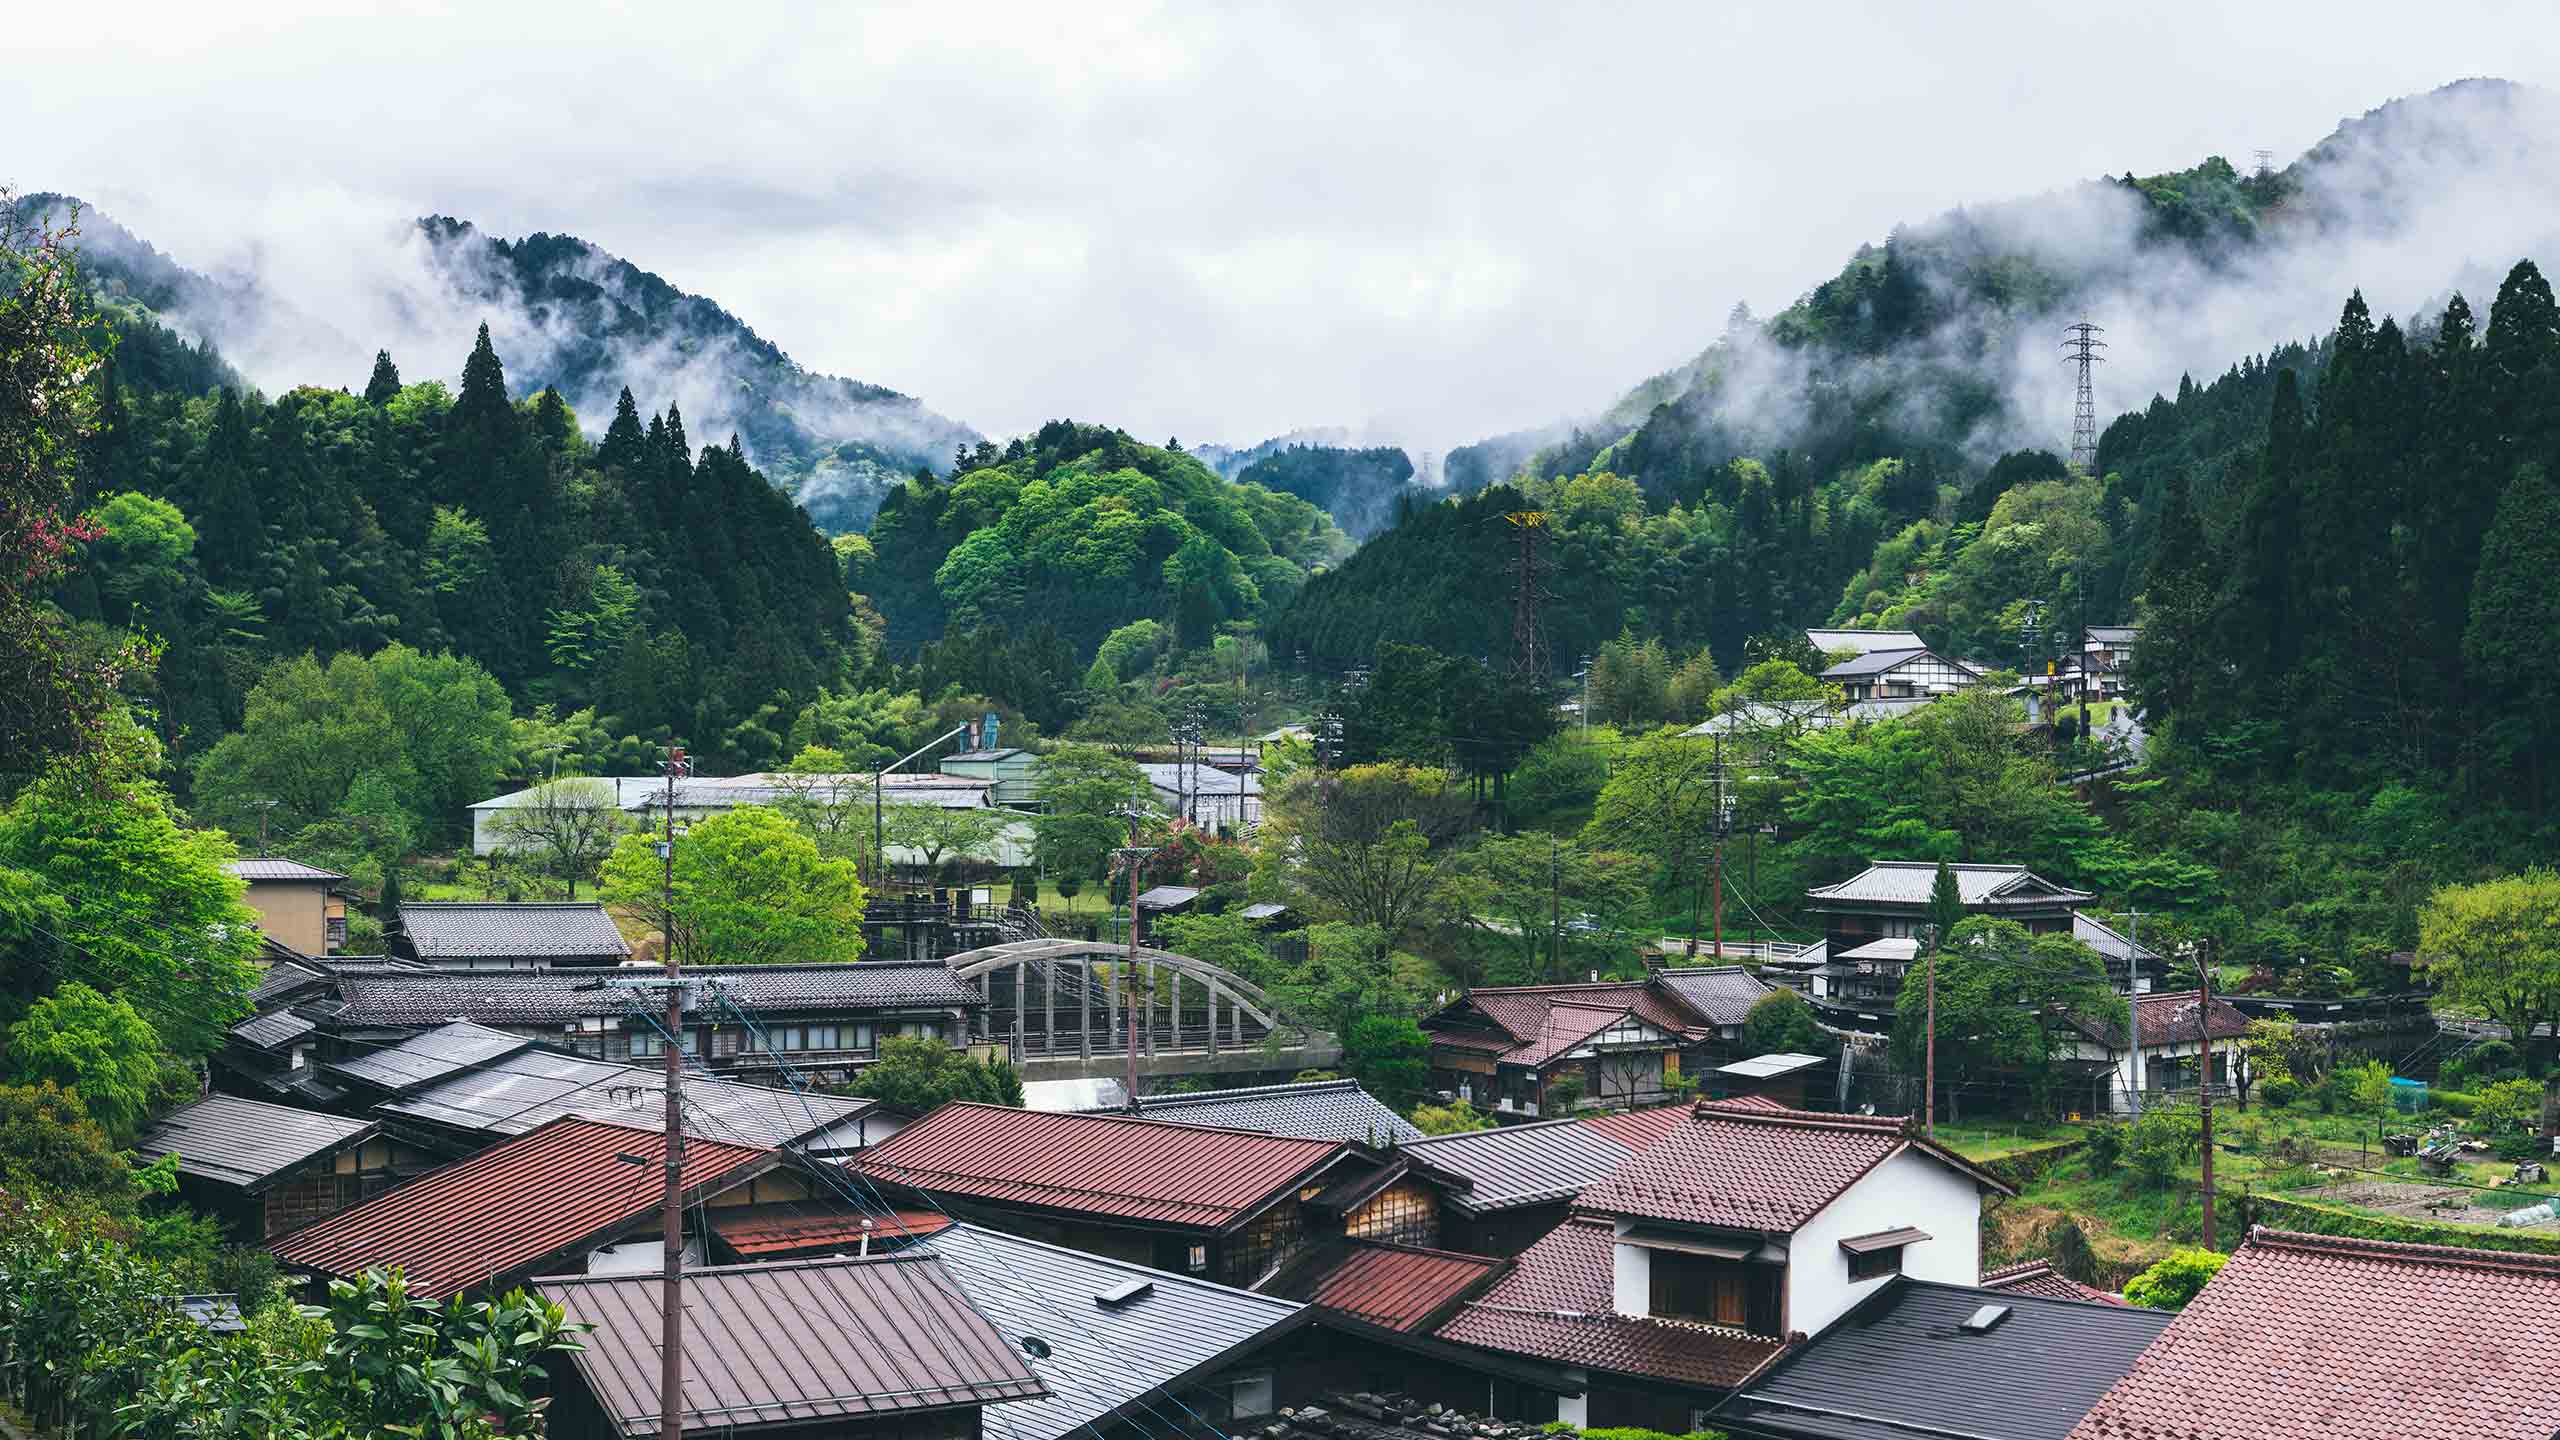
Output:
[1724,1279,2170,1440]
[380,1048,879,1151]
[225,858,346,883]
[135,1095,376,1189]
[396,902,632,962]
[914,1224,1302,1440]
[1400,1118,1635,1214]
[325,1020,533,1094]
[1806,861,2092,908]
[1107,1078,1424,1145]
[1805,628,1924,656]
[250,959,331,1009]
[229,1008,317,1051]
[1650,966,1776,1027]
[331,962,979,1029]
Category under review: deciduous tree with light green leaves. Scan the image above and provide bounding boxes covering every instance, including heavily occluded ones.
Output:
[1888,916,2114,1108]
[0,725,261,1059]
[5,983,166,1140]
[2418,869,2560,1073]
[599,805,865,968]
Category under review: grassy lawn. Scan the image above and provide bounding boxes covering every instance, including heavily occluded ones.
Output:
[1932,1121,2087,1162]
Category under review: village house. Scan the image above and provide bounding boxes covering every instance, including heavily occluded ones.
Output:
[914,1221,1581,1437]
[1817,644,1983,705]
[1801,862,2105,1007]
[321,1019,892,1161]
[849,1103,1378,1286]
[210,952,427,1106]
[2081,624,2140,694]
[1398,1107,1690,1256]
[392,900,633,970]
[133,1094,428,1242]
[938,745,1045,806]
[2067,1228,2560,1440]
[267,1115,782,1298]
[2065,988,2254,1114]
[1713,1276,2172,1440]
[225,858,351,956]
[1086,1077,1425,1145]
[319,959,986,1083]
[1420,972,1772,1117]
[533,1254,1049,1440]
[1433,1098,2011,1431]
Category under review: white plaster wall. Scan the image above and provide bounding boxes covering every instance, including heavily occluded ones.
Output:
[1781,1146,1982,1338]
[1611,1225,1650,1316]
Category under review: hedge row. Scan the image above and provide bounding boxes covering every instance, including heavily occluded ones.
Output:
[2239,1193,2560,1257]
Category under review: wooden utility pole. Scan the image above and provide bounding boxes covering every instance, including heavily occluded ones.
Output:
[1924,943,1937,1140]
[1710,734,1728,959]
[1548,835,1562,984]
[2198,943,2217,1250]
[657,744,690,1440]
[1114,808,1156,1113]
[2123,909,2145,1119]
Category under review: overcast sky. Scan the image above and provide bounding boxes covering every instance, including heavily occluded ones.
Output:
[13,3,2560,454]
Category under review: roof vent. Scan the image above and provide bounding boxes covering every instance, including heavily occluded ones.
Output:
[1095,1278,1155,1309]
[1958,1304,2012,1334]
[1021,1336,1052,1359]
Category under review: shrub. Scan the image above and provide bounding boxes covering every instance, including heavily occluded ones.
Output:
[2123,1247,2227,1310]
[2431,1088,2479,1119]
[2260,1074,2301,1109]
[2083,1122,2125,1175]
[2123,1107,2202,1189]
[2441,1038,2522,1091]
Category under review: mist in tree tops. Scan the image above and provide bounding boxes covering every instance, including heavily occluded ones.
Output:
[20,195,980,535]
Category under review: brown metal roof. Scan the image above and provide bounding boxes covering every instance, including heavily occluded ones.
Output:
[2068,988,2254,1049]
[1435,1218,1785,1389]
[1260,1240,1506,1333]
[849,1102,1345,1232]
[536,1255,1047,1437]
[709,1203,952,1259]
[1576,1100,2009,1234]
[269,1116,773,1297]
[1577,1104,1696,1150]
[1434,981,1715,1069]
[2070,1228,2560,1440]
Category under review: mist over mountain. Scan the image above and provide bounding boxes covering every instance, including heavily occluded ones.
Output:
[28,195,979,532]
[1480,78,2560,494]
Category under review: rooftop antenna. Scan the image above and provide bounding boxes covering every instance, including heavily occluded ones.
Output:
[2062,321,2107,475]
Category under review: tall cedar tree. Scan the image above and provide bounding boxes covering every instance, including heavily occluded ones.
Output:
[2464,463,2560,816]
[362,350,402,405]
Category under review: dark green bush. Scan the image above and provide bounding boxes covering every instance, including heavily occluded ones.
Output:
[2260,1074,2301,1109]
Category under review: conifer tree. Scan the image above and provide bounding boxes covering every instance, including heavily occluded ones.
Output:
[599,387,646,471]
[2465,462,2560,815]
[193,388,266,581]
[363,349,402,405]
[1926,860,1965,948]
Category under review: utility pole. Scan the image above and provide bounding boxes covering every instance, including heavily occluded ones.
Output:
[2124,909,2146,1119]
[1924,939,1937,1141]
[2198,941,2217,1250]
[1548,835,1561,984]
[1113,809,1157,1112]
[252,798,279,856]
[2062,320,2107,476]
[1710,735,1730,960]
[656,743,691,1440]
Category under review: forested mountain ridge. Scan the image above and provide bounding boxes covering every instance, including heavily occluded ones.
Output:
[20,193,979,533]
[1285,78,2560,675]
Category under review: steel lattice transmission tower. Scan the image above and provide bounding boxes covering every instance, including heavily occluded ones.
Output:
[2062,320,2107,475]
[1501,509,1552,681]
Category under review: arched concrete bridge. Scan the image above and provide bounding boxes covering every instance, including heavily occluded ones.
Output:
[943,938,1340,1082]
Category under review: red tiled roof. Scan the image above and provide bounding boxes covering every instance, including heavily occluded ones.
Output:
[1576,1101,2008,1233]
[2069,989,2252,1049]
[2070,1228,2560,1440]
[849,1102,1344,1232]
[1578,1105,1698,1150]
[1435,1218,1785,1389]
[269,1116,773,1298]
[1293,1241,1506,1333]
[1983,1258,2126,1306]
[709,1203,951,1258]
